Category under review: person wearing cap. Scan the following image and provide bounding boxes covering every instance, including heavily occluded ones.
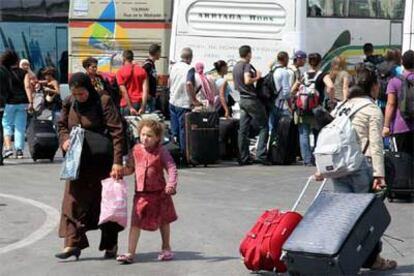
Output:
[288,50,307,92]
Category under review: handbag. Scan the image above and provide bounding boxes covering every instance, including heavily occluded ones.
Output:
[72,100,114,161]
[83,129,114,160]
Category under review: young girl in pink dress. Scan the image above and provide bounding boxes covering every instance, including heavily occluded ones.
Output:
[117,119,178,264]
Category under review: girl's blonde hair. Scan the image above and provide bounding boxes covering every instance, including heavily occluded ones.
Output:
[137,119,164,142]
[329,55,347,82]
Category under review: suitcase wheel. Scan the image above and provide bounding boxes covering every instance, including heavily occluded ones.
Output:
[33,159,37,162]
[204,164,207,168]
[50,158,54,163]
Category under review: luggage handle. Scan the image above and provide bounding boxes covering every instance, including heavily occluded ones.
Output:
[389,136,398,152]
[291,176,327,212]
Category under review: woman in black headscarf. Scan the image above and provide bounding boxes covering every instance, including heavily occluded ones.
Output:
[56,72,124,260]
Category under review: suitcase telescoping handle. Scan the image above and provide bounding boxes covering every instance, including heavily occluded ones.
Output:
[390,136,398,152]
[291,176,327,212]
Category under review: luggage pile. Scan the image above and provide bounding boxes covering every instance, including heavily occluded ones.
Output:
[239,176,392,275]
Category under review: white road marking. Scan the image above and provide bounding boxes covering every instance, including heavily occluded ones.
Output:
[0,193,60,254]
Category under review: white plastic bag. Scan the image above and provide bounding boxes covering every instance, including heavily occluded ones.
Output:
[60,126,85,180]
[98,178,128,228]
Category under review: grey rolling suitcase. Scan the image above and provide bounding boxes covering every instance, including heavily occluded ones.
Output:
[282,192,391,276]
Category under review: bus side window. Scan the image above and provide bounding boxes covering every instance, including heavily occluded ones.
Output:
[0,1,24,21]
[377,0,404,19]
[349,0,377,18]
[307,0,349,17]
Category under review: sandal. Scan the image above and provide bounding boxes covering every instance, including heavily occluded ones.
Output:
[158,250,174,261]
[370,256,397,271]
[116,253,134,264]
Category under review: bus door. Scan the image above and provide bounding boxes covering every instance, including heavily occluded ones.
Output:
[55,26,68,80]
[390,21,403,46]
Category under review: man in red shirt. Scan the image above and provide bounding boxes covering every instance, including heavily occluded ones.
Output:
[116,50,149,115]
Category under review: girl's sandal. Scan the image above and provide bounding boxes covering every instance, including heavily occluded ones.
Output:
[158,250,174,261]
[116,254,134,264]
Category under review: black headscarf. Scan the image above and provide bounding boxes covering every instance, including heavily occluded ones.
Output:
[69,72,101,114]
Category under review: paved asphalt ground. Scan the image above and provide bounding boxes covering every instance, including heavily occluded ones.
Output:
[0,153,413,276]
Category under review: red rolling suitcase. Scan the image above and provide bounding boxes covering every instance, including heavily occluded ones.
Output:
[239,176,326,272]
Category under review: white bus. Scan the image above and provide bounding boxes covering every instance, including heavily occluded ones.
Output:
[170,0,405,73]
[403,0,414,52]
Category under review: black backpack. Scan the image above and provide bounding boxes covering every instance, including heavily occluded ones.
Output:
[399,74,414,121]
[0,66,12,106]
[256,66,281,103]
[376,61,396,102]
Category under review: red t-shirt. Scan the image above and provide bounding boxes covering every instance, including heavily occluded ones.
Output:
[116,64,147,107]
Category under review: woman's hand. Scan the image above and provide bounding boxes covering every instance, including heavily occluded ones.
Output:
[27,102,34,113]
[224,111,231,119]
[62,139,70,152]
[314,171,324,181]
[138,106,145,115]
[382,127,391,137]
[165,186,176,195]
[372,177,386,192]
[110,164,124,180]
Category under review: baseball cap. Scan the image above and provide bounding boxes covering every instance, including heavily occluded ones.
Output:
[294,50,307,59]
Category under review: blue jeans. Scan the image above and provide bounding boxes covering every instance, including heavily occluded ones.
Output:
[2,104,28,150]
[332,160,373,193]
[169,104,191,154]
[145,97,156,113]
[298,122,314,165]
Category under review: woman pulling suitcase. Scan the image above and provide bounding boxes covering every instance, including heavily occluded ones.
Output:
[315,64,397,271]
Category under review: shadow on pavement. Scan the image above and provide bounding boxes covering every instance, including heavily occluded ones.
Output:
[134,251,239,263]
[360,264,414,275]
[58,251,238,264]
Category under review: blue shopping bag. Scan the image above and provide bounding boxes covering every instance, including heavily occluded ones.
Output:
[60,125,85,181]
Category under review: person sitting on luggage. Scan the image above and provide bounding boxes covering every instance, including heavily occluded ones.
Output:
[117,119,178,264]
[383,50,414,157]
[39,67,61,126]
[315,64,397,271]
[233,45,270,166]
[214,60,234,118]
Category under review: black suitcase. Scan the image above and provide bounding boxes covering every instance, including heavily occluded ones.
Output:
[26,119,59,162]
[385,151,414,201]
[219,118,239,160]
[156,88,170,119]
[283,192,391,276]
[164,142,182,167]
[185,112,219,166]
[268,114,297,165]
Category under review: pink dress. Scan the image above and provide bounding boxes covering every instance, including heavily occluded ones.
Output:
[126,144,178,231]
